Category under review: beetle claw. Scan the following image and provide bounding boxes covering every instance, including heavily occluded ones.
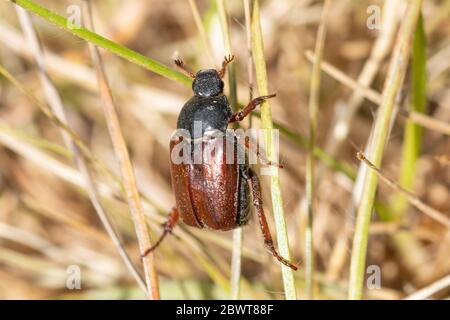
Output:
[224,54,234,63]
[264,240,298,271]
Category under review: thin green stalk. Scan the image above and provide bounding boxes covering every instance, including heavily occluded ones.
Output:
[305,0,331,299]
[8,0,191,86]
[390,13,427,219]
[348,0,423,300]
[380,13,429,283]
[252,0,297,300]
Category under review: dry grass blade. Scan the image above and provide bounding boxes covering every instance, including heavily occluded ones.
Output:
[82,1,159,300]
[401,110,450,136]
[348,0,423,300]
[188,0,214,64]
[324,0,400,157]
[356,151,450,229]
[230,226,243,299]
[0,63,124,189]
[403,274,450,300]
[14,5,147,295]
[304,0,331,299]
[304,51,450,136]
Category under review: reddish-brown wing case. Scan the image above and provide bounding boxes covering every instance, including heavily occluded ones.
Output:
[169,137,243,230]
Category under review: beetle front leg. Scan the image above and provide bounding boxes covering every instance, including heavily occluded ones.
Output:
[174,59,196,78]
[141,207,179,258]
[247,168,298,270]
[229,94,276,123]
[217,54,234,78]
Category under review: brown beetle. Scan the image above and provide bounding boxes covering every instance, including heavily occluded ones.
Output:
[142,56,297,270]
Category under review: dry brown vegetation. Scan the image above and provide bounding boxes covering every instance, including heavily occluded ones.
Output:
[0,0,449,299]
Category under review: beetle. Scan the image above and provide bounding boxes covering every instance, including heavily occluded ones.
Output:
[142,55,297,270]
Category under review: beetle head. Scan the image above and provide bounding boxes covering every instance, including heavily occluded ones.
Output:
[192,69,224,97]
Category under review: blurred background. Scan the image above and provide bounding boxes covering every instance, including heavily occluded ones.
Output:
[0,0,449,299]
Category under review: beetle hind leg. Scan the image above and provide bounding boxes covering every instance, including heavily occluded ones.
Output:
[141,207,179,258]
[246,168,298,271]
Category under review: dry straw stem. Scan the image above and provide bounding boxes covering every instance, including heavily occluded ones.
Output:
[356,151,450,229]
[13,5,147,295]
[305,0,331,299]
[403,274,450,300]
[82,1,159,299]
[252,0,297,300]
[348,0,423,300]
[324,0,401,157]
[304,51,450,137]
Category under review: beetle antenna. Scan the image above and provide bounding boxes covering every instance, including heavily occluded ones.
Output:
[217,54,235,78]
[174,59,196,78]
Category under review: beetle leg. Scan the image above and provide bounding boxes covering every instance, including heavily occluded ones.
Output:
[141,207,179,258]
[217,54,235,78]
[247,168,298,271]
[229,94,276,123]
[174,59,196,78]
[238,135,283,168]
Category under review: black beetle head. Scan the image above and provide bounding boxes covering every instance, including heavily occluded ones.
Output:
[192,69,224,97]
